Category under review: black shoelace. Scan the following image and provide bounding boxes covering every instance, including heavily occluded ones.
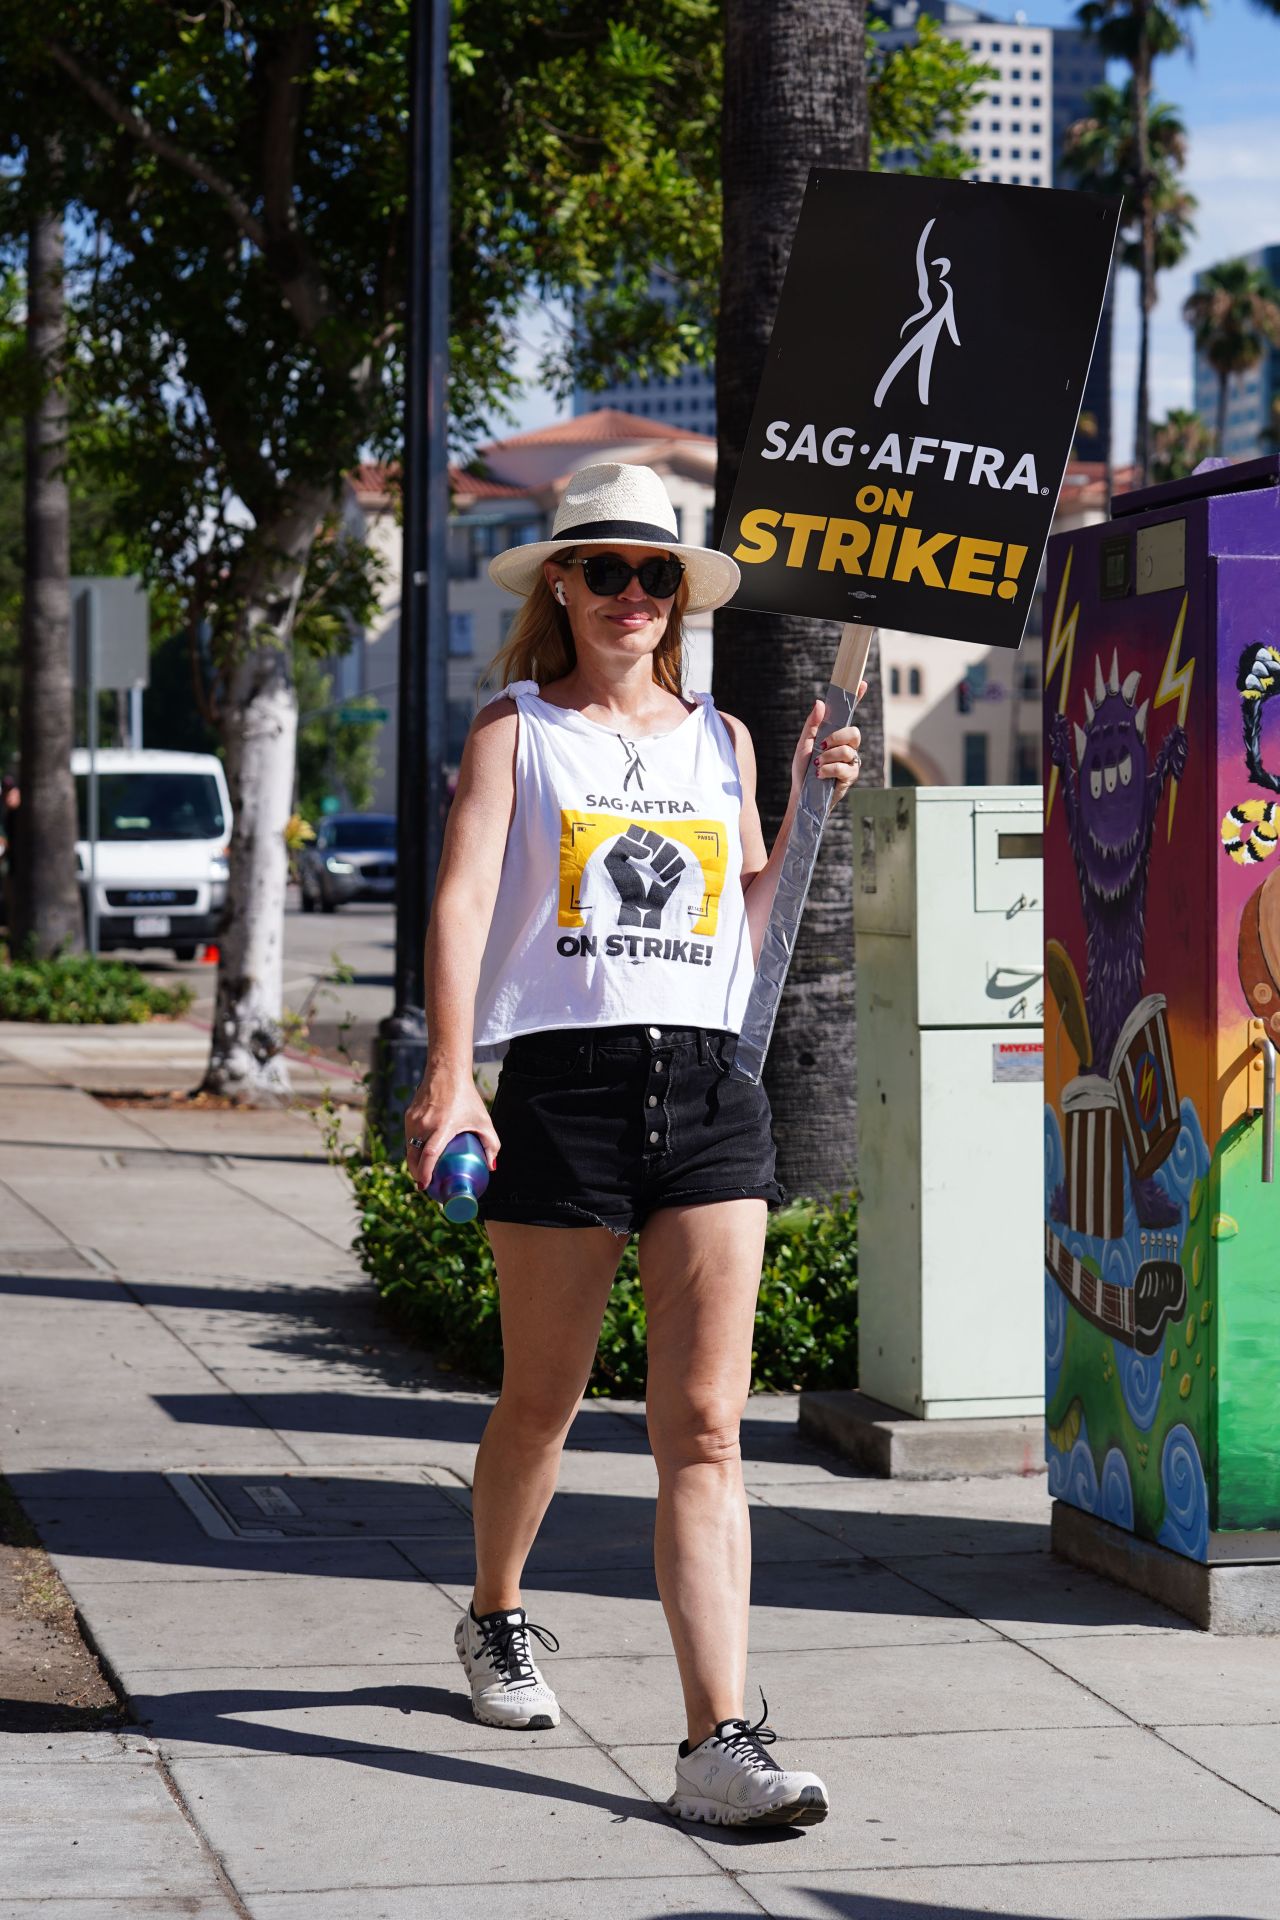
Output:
[477,1611,559,1682]
[712,1690,781,1772]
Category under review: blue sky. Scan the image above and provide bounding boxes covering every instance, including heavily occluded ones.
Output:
[1030,0,1279,463]
[500,0,1279,465]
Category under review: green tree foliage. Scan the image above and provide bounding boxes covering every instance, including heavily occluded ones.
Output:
[1183,258,1280,455]
[294,655,383,824]
[0,1,736,1094]
[1062,84,1195,277]
[868,15,996,176]
[0,265,168,775]
[1149,406,1213,482]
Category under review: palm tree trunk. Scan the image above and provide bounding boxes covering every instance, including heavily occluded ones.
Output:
[714,0,876,1200]
[1216,370,1228,456]
[14,155,82,959]
[1133,6,1154,487]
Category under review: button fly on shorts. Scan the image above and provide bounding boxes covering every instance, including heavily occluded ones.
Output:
[642,1030,671,1159]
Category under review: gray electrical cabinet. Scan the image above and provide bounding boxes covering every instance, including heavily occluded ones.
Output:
[854,787,1045,1419]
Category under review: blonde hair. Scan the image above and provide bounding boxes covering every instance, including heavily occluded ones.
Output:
[488,549,688,698]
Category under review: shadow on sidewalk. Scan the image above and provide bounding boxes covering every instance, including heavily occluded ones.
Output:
[124,1676,831,1855]
[2,1463,1164,1638]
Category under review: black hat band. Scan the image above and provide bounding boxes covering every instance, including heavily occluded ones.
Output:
[552,517,679,547]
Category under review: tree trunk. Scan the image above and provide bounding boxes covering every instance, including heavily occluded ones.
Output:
[14,172,82,959]
[1132,10,1153,488]
[1216,370,1228,457]
[201,497,329,1103]
[714,0,877,1201]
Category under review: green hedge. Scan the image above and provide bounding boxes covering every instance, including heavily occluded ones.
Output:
[330,1120,858,1397]
[0,948,194,1024]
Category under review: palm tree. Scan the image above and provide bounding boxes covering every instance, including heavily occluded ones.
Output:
[714,0,878,1200]
[13,135,82,958]
[1183,259,1280,456]
[1074,0,1207,485]
[1062,75,1196,485]
[1150,407,1213,483]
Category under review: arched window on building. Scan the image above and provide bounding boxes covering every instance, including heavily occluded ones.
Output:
[908,667,922,697]
[889,665,902,696]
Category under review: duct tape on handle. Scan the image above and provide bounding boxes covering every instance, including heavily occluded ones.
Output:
[731,678,859,1084]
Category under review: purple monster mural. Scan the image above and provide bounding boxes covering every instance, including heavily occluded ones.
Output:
[1048,650,1187,1229]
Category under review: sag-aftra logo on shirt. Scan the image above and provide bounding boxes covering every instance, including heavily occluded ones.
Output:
[555,810,729,966]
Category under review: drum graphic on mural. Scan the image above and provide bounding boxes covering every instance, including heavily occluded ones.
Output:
[1061,1075,1125,1238]
[1108,992,1180,1179]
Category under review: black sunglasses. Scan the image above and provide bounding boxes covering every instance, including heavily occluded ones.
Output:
[563,552,685,599]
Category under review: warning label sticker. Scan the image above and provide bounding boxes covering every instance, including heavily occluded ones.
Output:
[993,1041,1044,1083]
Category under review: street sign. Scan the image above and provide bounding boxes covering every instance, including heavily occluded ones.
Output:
[70,576,149,689]
[70,576,152,955]
[337,706,389,726]
[721,169,1120,649]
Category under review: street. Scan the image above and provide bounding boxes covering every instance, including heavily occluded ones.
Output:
[137,893,396,1071]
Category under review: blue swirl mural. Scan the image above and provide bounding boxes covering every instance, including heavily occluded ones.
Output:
[1156,1423,1209,1562]
[1099,1447,1135,1530]
[1044,1099,1209,1435]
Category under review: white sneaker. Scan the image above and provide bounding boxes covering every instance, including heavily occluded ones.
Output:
[667,1695,828,1828]
[453,1601,561,1730]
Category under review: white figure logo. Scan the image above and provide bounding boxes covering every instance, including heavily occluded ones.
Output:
[872,217,960,410]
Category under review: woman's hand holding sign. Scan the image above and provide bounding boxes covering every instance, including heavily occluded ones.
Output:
[791,684,867,806]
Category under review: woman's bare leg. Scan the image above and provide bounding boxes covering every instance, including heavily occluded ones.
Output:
[470,1222,623,1614]
[638,1199,767,1746]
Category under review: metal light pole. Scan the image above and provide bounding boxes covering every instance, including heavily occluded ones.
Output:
[370,0,451,1147]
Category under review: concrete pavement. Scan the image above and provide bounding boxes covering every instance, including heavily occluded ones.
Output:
[3,1021,1280,1915]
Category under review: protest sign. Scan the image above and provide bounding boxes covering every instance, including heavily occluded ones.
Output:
[721,169,1121,648]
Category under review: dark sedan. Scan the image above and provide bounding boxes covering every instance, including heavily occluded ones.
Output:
[298,813,397,912]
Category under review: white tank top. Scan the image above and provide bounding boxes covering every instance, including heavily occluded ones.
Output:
[473,680,756,1055]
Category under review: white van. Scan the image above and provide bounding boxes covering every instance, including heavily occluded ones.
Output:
[72,748,232,959]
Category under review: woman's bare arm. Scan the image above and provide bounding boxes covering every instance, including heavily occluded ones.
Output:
[720,698,865,965]
[720,712,789,964]
[404,697,518,1186]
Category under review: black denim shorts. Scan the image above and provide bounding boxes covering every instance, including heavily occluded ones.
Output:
[478,1025,785,1234]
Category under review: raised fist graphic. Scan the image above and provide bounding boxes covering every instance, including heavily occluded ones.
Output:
[604,828,686,929]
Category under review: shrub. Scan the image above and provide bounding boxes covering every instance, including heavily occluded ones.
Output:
[330,1119,858,1397]
[0,947,195,1024]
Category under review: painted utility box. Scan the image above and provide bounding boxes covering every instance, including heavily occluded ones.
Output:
[856,786,1045,1419]
[1043,453,1280,1563]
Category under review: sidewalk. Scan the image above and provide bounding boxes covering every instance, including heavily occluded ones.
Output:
[2,1019,1280,1917]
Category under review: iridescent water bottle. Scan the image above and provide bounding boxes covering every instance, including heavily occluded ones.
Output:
[426,1131,490,1222]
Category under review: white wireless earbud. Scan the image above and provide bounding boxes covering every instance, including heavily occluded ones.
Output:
[554,582,567,605]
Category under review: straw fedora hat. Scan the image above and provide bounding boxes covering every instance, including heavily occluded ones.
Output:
[487,462,740,613]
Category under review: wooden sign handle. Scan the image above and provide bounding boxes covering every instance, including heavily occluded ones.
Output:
[831,621,875,698]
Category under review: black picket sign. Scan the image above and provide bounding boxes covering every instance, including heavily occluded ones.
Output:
[721,169,1121,649]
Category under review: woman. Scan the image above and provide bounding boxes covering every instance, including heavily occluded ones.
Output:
[405,462,863,1829]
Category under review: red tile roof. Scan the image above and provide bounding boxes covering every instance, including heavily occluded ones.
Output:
[482,408,712,452]
[348,461,532,504]
[1058,461,1142,509]
[449,467,531,498]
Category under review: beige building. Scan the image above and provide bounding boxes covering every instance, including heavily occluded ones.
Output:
[881,461,1135,787]
[340,409,717,812]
